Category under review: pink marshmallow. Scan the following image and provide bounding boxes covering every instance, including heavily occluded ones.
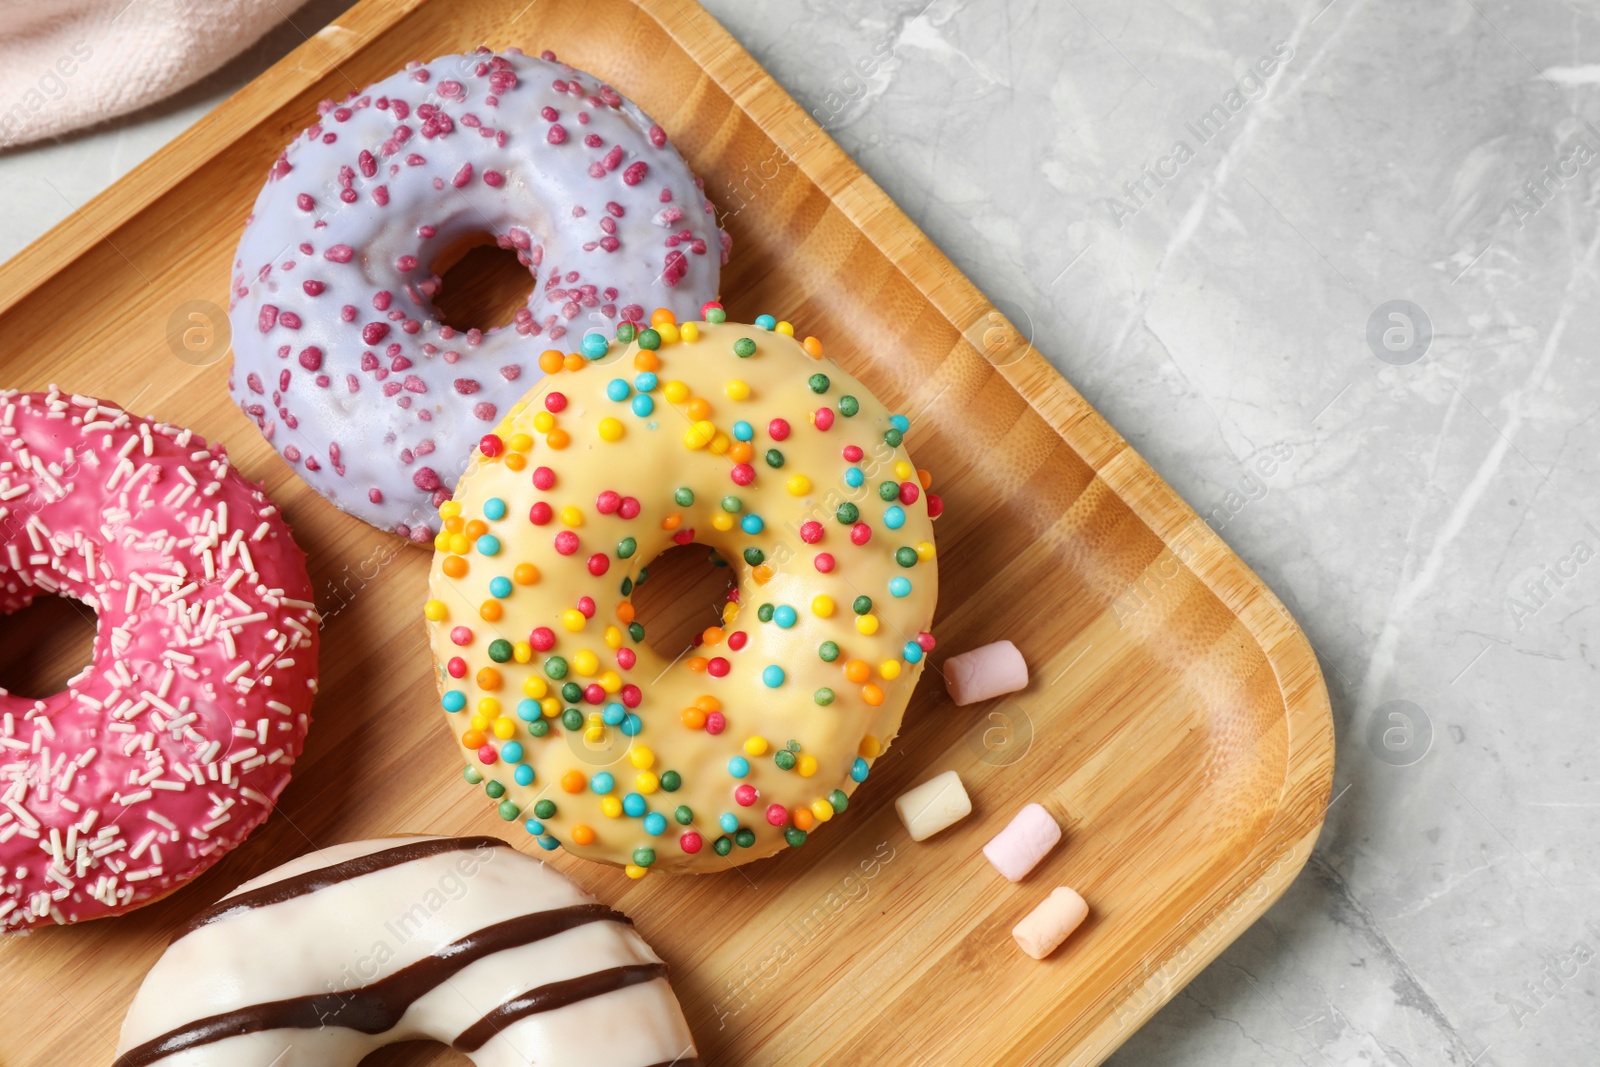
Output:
[1013,887,1090,960]
[943,639,1029,705]
[983,803,1062,882]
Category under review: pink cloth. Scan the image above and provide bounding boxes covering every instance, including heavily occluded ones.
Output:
[0,0,307,149]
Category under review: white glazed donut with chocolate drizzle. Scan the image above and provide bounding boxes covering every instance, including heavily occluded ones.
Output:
[228,47,728,542]
[113,836,698,1067]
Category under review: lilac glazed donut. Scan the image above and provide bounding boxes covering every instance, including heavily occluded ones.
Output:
[228,48,728,542]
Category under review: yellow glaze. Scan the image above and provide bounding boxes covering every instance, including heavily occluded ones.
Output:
[425,319,938,872]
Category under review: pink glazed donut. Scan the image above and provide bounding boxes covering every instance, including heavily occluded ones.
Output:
[0,389,320,931]
[228,47,728,543]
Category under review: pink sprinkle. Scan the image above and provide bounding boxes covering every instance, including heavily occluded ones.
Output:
[483,169,505,187]
[843,444,864,462]
[734,784,758,807]
[768,418,790,441]
[450,626,472,646]
[298,347,323,370]
[730,463,755,486]
[531,627,556,651]
[362,322,391,345]
[258,305,279,333]
[324,244,354,263]
[412,466,440,491]
[705,711,726,735]
[648,124,667,148]
[622,161,648,186]
[587,554,609,576]
[814,407,835,431]
[800,521,824,544]
[452,163,474,188]
[814,552,836,573]
[548,124,567,144]
[618,496,641,520]
[296,192,315,211]
[766,804,788,827]
[554,531,580,555]
[302,280,325,296]
[533,466,556,490]
[850,523,872,546]
[454,378,480,395]
[617,647,636,670]
[529,502,553,525]
[596,491,621,514]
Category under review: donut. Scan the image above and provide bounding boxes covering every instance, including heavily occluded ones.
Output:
[423,311,942,873]
[0,388,319,930]
[114,835,699,1066]
[228,47,728,543]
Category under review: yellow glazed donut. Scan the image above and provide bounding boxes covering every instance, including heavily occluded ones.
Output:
[424,308,941,873]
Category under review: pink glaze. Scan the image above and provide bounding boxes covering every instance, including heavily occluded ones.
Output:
[982,802,1061,882]
[943,639,1029,706]
[0,389,319,931]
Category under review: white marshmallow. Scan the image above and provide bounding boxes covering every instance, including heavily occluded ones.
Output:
[894,770,972,842]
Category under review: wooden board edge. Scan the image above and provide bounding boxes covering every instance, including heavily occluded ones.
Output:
[1058,815,1325,1066]
[0,0,412,317]
[633,0,1337,837]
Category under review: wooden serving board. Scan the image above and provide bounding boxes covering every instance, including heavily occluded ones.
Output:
[0,0,1334,1063]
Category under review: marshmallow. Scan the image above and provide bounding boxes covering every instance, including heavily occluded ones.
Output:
[983,803,1062,882]
[943,640,1029,705]
[1013,887,1089,960]
[894,770,972,842]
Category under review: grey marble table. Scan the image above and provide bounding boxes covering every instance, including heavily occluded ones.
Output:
[2,1,1594,1064]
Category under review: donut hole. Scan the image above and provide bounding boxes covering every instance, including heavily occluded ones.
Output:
[357,1040,470,1066]
[0,594,97,699]
[431,234,535,333]
[630,543,737,661]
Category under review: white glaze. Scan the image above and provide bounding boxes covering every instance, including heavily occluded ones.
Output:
[115,836,697,1066]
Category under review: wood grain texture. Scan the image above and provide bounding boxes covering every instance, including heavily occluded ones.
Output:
[0,0,1334,1063]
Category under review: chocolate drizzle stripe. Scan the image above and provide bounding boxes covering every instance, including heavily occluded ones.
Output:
[451,961,672,1052]
[113,902,627,1067]
[177,836,510,936]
